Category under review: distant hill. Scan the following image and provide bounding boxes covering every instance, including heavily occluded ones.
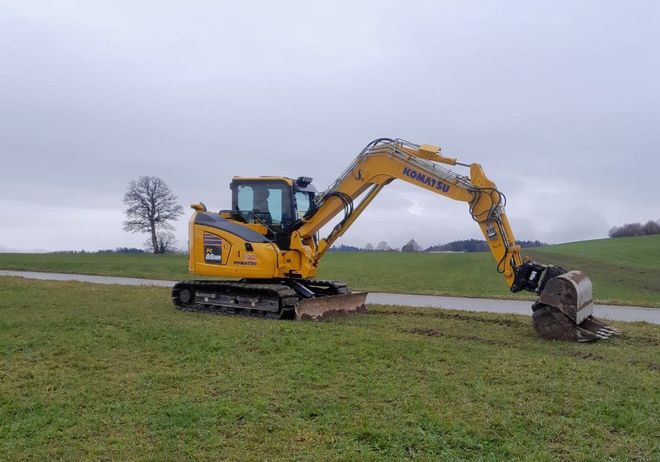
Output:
[328,244,363,252]
[523,234,660,306]
[426,239,546,253]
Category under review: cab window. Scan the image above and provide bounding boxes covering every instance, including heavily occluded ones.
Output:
[234,182,291,226]
[294,191,311,218]
[237,185,253,212]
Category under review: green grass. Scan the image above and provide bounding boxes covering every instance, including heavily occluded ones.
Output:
[321,251,530,299]
[524,235,660,307]
[1,234,659,306]
[0,252,187,280]
[0,277,657,461]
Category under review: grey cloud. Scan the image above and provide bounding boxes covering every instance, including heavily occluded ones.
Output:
[1,0,659,251]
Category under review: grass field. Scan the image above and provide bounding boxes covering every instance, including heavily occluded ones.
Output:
[0,234,659,306]
[319,235,660,306]
[0,277,657,461]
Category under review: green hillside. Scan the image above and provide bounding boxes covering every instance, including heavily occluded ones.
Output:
[0,235,658,306]
[321,235,660,306]
[523,235,660,307]
[527,234,660,269]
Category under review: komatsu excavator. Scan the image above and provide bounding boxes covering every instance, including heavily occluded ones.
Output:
[172,138,619,341]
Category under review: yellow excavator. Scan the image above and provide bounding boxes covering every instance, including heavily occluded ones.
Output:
[173,138,619,341]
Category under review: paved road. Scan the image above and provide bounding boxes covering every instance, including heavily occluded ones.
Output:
[1,270,658,324]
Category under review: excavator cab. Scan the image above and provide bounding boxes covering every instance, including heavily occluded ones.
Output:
[228,177,316,248]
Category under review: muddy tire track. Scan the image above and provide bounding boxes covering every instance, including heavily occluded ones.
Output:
[371,309,525,327]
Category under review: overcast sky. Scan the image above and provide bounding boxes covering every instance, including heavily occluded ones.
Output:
[1,0,658,252]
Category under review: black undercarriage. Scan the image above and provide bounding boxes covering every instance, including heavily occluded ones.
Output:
[171,279,350,319]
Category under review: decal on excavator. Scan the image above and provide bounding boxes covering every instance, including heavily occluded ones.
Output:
[203,232,223,264]
[232,254,257,266]
[486,224,497,240]
[402,167,450,193]
[232,260,257,266]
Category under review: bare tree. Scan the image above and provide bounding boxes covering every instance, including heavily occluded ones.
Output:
[376,241,391,251]
[144,231,178,254]
[401,239,421,252]
[643,220,660,235]
[123,176,184,254]
[365,243,374,251]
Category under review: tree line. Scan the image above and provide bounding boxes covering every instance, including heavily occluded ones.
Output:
[426,239,546,252]
[330,238,547,253]
[608,219,660,238]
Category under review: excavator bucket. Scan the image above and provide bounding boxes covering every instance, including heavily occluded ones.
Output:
[532,270,621,341]
[295,292,368,321]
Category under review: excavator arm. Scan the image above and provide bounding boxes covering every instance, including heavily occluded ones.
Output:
[293,138,619,340]
[296,138,529,291]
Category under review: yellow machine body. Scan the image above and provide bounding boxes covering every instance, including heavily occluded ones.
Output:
[176,138,619,340]
[189,222,318,279]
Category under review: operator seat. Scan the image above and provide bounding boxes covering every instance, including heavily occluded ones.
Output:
[253,189,272,225]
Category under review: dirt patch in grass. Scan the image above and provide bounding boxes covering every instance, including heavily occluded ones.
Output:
[372,308,525,327]
[404,327,514,346]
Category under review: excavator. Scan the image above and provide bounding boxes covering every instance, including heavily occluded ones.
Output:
[172,138,619,342]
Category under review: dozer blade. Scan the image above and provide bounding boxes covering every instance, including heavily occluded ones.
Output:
[533,270,620,342]
[295,292,368,321]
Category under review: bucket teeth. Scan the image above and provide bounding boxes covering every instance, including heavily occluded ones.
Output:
[595,330,612,340]
[580,316,621,339]
[598,327,618,335]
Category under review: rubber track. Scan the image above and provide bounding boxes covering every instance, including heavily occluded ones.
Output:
[172,280,298,320]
